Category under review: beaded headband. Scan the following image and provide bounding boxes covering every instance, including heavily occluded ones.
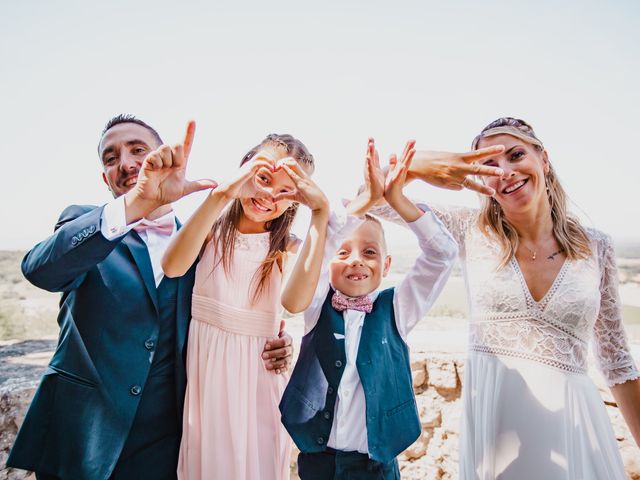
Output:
[471,126,544,151]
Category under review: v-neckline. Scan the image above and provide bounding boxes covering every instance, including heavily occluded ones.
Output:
[511,256,570,310]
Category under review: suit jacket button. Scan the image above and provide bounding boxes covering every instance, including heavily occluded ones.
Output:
[71,237,78,246]
[130,385,142,396]
[323,411,331,420]
[327,387,334,394]
[335,360,343,368]
[316,437,325,445]
[144,339,155,350]
[89,225,97,234]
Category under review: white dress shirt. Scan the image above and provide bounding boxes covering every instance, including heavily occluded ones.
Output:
[100,195,177,287]
[303,208,458,454]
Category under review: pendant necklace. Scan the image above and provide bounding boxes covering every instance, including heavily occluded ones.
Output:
[521,244,563,261]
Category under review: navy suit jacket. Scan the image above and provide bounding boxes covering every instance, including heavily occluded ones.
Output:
[6,204,196,479]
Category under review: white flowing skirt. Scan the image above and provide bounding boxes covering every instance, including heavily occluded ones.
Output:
[459,351,627,480]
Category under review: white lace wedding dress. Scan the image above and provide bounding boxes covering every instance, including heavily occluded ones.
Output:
[373,204,639,480]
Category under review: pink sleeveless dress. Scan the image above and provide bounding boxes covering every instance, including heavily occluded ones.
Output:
[177,231,291,480]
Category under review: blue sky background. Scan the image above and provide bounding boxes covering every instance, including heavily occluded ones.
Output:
[1,0,639,249]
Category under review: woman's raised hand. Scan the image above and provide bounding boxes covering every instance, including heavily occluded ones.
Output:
[408,146,505,196]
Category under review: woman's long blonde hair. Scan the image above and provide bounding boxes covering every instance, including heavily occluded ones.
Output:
[475,117,592,268]
[211,134,315,302]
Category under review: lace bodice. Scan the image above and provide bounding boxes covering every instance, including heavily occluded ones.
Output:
[371,204,639,386]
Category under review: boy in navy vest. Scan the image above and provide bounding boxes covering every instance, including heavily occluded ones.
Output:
[280,140,458,479]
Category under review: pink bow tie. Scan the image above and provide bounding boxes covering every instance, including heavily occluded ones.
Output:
[133,217,174,236]
[331,291,373,314]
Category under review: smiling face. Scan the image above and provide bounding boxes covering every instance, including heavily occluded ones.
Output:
[329,219,391,298]
[238,145,299,225]
[478,134,550,216]
[99,122,161,198]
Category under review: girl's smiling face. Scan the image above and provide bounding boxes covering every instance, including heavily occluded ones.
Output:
[478,134,550,215]
[239,147,298,224]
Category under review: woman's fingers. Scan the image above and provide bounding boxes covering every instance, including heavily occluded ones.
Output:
[460,145,505,163]
[402,148,416,168]
[462,177,496,196]
[400,140,416,163]
[461,163,504,177]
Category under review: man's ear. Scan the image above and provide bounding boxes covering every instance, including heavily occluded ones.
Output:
[382,255,392,277]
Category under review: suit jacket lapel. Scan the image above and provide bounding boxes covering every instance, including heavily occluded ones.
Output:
[123,231,159,313]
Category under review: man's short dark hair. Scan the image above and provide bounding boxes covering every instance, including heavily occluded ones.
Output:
[98,114,163,152]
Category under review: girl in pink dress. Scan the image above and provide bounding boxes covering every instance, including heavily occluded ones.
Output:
[162,134,331,480]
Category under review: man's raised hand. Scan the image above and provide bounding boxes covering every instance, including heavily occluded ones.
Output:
[126,121,217,221]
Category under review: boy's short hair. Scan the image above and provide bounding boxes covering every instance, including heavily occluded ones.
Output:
[363,214,388,255]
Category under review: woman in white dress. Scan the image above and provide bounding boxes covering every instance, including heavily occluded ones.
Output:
[373,117,640,479]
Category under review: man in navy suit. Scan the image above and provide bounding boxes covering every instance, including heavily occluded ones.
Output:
[7,115,293,479]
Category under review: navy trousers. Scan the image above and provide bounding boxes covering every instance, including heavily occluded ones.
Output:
[298,448,400,480]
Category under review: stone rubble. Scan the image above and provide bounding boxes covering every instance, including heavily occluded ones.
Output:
[0,341,638,479]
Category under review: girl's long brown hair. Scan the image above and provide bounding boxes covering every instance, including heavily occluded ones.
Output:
[211,134,315,302]
[475,118,592,268]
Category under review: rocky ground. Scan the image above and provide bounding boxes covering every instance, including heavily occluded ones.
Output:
[1,339,639,480]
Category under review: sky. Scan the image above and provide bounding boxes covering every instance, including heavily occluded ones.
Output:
[1,0,639,250]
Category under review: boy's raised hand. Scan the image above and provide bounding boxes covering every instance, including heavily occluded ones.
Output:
[384,140,416,204]
[346,138,384,217]
[363,138,385,204]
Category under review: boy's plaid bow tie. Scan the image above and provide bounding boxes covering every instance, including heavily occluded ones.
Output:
[331,291,373,313]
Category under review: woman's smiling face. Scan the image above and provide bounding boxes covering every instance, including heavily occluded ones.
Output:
[478,134,550,215]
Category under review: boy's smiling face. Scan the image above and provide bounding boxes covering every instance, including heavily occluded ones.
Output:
[329,219,391,298]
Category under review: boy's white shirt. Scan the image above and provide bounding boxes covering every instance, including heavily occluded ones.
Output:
[303,206,458,455]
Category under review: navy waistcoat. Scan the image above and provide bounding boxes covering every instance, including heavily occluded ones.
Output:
[280,288,421,463]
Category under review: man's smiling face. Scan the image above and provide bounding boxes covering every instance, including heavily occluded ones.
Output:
[99,122,161,198]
